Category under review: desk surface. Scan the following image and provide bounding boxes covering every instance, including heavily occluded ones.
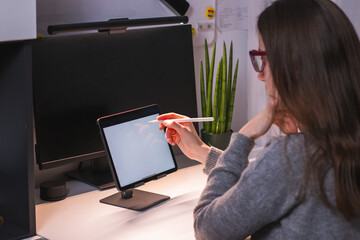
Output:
[36,164,207,240]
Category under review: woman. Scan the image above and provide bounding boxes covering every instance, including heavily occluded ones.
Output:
[158,0,360,239]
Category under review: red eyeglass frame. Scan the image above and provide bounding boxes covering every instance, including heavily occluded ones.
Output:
[249,50,267,73]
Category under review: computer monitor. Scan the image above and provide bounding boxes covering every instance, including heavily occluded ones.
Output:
[32,24,197,189]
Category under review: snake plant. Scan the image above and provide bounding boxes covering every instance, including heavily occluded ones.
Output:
[200,39,239,134]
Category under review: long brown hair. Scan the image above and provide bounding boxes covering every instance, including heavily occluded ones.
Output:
[258,0,360,219]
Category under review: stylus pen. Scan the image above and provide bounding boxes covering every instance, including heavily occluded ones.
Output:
[148,117,214,124]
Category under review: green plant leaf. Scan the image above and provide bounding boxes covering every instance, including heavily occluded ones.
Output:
[200,61,206,118]
[219,54,227,134]
[205,43,214,132]
[226,59,239,132]
[205,39,210,89]
[228,41,233,89]
[212,58,222,133]
[226,41,233,130]
[209,42,216,91]
[222,42,227,94]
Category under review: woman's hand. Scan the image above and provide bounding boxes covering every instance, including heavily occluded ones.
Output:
[157,113,210,164]
[239,96,299,139]
[239,96,278,139]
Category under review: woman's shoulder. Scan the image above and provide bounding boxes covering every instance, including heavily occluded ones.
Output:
[250,133,307,176]
[267,133,306,148]
[263,133,306,158]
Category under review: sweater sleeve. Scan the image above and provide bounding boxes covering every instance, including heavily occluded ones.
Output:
[202,132,251,174]
[194,133,303,240]
[203,147,223,175]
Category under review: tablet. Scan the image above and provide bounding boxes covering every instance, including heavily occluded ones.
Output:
[97,104,177,192]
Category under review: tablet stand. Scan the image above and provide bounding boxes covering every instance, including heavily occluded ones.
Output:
[100,189,170,211]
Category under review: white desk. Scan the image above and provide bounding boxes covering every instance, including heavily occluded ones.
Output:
[36,164,207,240]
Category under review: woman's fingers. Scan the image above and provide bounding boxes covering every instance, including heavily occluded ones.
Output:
[162,120,186,146]
[155,113,210,163]
[165,127,178,145]
[157,113,188,120]
[238,96,279,139]
[157,113,189,130]
[162,120,186,135]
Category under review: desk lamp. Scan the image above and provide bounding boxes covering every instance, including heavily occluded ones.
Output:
[47,16,188,35]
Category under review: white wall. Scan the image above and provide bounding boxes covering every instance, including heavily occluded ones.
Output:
[333,0,360,36]
[0,0,36,42]
[190,0,248,132]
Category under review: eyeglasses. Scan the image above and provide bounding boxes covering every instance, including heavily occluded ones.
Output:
[249,50,267,72]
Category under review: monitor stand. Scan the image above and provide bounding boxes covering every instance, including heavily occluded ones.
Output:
[100,189,170,211]
[66,156,115,190]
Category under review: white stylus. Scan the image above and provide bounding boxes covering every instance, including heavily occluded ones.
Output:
[148,117,214,124]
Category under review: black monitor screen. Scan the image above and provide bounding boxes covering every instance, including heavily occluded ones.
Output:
[32,24,197,170]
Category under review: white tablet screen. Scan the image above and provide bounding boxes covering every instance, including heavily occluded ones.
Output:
[103,113,175,187]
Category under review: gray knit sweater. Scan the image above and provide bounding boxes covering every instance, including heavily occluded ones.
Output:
[194,133,360,239]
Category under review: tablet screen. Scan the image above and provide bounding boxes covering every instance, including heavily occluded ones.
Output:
[100,110,176,189]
